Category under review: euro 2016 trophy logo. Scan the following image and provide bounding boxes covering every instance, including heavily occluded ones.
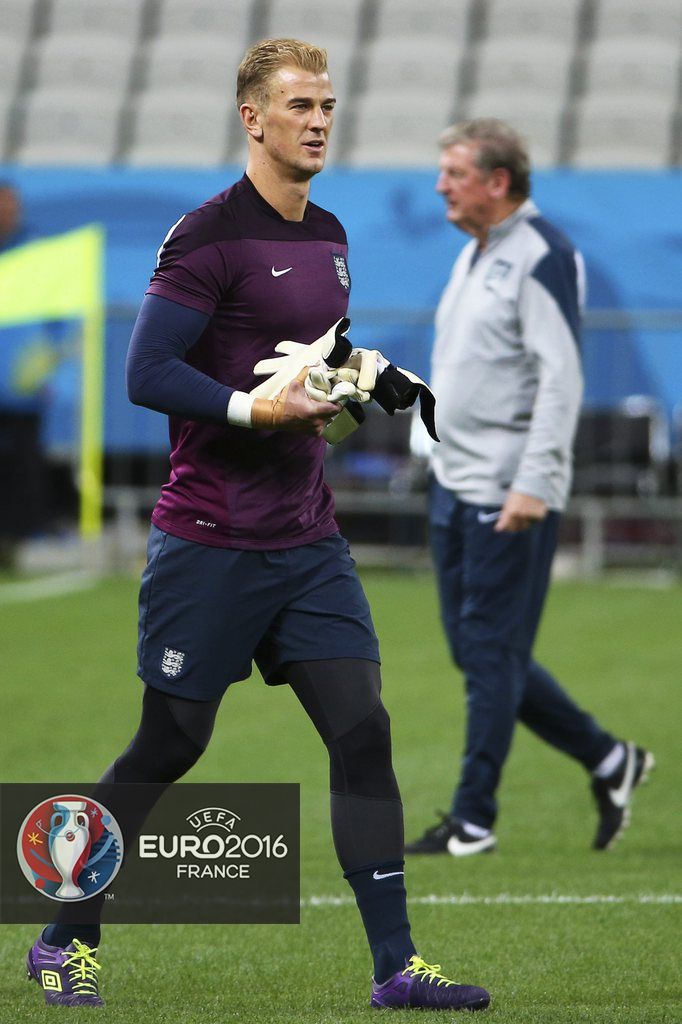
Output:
[17,795,123,902]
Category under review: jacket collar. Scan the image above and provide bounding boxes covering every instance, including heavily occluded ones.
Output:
[486,198,538,246]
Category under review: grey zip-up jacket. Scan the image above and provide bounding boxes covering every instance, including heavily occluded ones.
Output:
[430,199,584,511]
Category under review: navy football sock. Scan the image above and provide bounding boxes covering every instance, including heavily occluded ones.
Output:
[43,923,101,949]
[344,861,416,983]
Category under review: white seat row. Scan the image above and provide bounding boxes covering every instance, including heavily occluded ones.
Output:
[0,0,37,41]
[483,0,582,44]
[593,0,682,43]
[572,96,675,168]
[5,83,680,171]
[264,0,365,47]
[583,38,681,98]
[12,30,677,108]
[15,88,123,165]
[46,0,145,41]
[2,0,682,167]
[481,0,682,44]
[0,34,26,93]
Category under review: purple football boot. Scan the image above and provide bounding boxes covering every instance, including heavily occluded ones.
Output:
[26,934,104,1007]
[371,955,490,1011]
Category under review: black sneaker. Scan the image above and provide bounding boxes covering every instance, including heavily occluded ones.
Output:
[405,812,458,854]
[446,822,497,857]
[591,742,655,850]
[405,813,496,856]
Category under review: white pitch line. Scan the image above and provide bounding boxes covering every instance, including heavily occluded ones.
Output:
[302,893,682,908]
[0,571,98,605]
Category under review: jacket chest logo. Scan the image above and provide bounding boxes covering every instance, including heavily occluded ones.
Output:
[484,259,513,288]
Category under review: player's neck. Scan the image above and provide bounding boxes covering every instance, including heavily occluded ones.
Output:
[473,197,524,250]
[246,161,311,222]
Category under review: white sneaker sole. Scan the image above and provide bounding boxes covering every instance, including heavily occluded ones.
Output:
[446,834,497,857]
[603,749,655,849]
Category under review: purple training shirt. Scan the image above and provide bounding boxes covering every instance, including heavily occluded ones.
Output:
[146,174,350,549]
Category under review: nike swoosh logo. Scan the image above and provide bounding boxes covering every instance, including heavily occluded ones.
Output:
[477,510,501,524]
[373,870,404,881]
[607,744,636,808]
[271,266,293,277]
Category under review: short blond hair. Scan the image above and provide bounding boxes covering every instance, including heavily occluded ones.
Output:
[439,118,531,199]
[236,38,329,109]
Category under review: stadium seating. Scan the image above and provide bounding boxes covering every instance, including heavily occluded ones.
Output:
[483,0,582,44]
[0,34,26,95]
[472,39,574,99]
[125,90,231,167]
[581,38,680,100]
[463,92,565,167]
[0,0,38,41]
[265,0,365,46]
[373,0,471,44]
[15,87,123,165]
[141,35,242,93]
[592,0,682,43]
[363,38,463,95]
[1,0,682,166]
[348,92,454,167]
[156,0,253,46]
[46,0,144,40]
[571,95,675,168]
[0,95,14,156]
[27,33,136,94]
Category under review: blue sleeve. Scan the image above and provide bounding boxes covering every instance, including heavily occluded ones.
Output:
[125,293,234,422]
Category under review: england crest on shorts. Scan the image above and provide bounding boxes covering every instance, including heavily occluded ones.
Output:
[161,647,185,678]
[332,253,350,292]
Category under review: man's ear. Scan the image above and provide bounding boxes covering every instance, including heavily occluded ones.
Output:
[240,102,264,140]
[488,166,512,200]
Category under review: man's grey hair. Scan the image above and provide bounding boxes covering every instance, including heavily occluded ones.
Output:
[439,118,531,199]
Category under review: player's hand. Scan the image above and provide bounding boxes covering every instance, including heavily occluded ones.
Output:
[495,491,548,532]
[251,369,341,435]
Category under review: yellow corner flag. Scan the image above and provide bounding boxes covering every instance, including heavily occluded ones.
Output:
[0,225,105,538]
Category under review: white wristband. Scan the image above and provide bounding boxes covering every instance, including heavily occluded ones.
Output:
[227,390,256,427]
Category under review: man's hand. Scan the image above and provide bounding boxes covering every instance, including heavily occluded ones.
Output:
[251,369,340,435]
[494,491,548,533]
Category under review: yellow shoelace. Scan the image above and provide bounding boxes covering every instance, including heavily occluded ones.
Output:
[403,955,458,988]
[62,939,101,994]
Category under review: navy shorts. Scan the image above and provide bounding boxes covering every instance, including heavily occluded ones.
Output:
[137,526,380,700]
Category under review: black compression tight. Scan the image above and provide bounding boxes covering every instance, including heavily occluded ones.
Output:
[282,659,404,871]
[48,686,220,941]
[49,659,402,940]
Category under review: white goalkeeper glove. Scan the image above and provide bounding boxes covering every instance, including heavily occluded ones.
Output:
[251,317,353,400]
[251,318,369,445]
[304,364,371,404]
[334,347,439,442]
[251,318,439,444]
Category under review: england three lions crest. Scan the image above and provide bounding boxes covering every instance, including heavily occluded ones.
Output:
[332,253,350,292]
[161,647,185,678]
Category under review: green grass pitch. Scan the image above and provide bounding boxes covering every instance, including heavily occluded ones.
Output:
[1,570,680,1023]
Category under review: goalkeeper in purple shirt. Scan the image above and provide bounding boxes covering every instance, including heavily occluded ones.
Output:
[26,39,489,1013]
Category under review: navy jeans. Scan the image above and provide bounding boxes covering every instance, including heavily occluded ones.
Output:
[429,477,614,829]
